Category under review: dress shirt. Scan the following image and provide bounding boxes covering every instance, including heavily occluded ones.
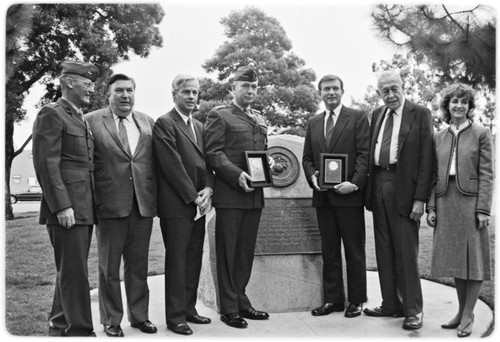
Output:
[324,104,341,138]
[113,112,140,155]
[175,105,197,142]
[448,120,471,176]
[374,100,404,166]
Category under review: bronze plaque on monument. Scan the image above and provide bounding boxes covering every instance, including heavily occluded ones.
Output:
[255,198,321,255]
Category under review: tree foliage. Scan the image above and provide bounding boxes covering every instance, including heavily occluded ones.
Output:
[371,4,495,88]
[195,7,321,135]
[351,52,495,132]
[4,3,165,219]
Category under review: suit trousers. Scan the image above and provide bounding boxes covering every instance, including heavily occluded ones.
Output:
[96,198,153,325]
[215,208,262,314]
[160,216,206,326]
[47,224,94,336]
[316,204,367,304]
[372,170,423,316]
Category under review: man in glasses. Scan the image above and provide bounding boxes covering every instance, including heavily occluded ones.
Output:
[33,60,99,336]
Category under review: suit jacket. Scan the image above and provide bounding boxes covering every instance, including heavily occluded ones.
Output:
[153,108,214,219]
[365,99,434,216]
[85,107,156,219]
[204,103,268,209]
[302,105,370,207]
[427,122,493,215]
[32,98,95,225]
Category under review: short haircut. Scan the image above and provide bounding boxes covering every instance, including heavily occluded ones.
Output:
[439,83,476,124]
[376,70,403,90]
[318,74,344,91]
[107,73,136,93]
[172,74,198,93]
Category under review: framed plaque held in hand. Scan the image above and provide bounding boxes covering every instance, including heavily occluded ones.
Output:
[319,153,348,189]
[245,151,274,188]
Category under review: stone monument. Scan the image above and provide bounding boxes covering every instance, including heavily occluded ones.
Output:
[198,134,324,313]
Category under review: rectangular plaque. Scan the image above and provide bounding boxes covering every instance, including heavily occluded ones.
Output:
[255,198,321,255]
[319,153,348,189]
[245,151,274,188]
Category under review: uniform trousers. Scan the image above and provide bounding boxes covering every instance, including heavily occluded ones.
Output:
[160,216,206,327]
[215,208,262,314]
[372,170,422,316]
[47,224,94,336]
[96,199,153,325]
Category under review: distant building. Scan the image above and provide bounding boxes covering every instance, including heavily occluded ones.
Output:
[10,149,38,194]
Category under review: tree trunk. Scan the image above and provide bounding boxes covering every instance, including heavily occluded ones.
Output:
[5,116,15,220]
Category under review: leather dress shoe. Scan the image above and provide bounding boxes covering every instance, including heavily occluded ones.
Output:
[403,312,423,330]
[345,303,363,318]
[239,308,269,320]
[220,313,248,328]
[311,303,344,316]
[363,306,404,317]
[104,325,124,337]
[168,323,193,335]
[187,314,211,324]
[131,320,157,333]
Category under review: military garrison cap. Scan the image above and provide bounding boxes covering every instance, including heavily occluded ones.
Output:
[233,66,258,82]
[60,60,99,81]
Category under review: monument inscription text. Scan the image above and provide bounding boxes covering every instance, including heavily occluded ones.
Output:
[255,198,321,255]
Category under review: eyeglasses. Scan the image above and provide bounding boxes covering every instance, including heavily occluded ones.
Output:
[69,77,95,89]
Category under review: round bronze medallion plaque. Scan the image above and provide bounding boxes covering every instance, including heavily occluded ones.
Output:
[268,146,300,188]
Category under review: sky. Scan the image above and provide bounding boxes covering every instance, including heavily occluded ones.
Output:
[5,0,406,149]
[2,0,497,150]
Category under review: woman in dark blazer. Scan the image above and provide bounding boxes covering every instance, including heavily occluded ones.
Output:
[426,83,493,338]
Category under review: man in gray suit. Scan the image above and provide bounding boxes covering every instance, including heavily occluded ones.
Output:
[86,74,157,337]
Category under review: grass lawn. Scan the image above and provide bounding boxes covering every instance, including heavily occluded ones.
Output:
[3,211,495,336]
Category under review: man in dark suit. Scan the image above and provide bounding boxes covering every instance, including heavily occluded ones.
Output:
[32,60,99,336]
[302,74,370,318]
[86,74,157,337]
[363,70,433,330]
[152,74,214,336]
[204,66,271,329]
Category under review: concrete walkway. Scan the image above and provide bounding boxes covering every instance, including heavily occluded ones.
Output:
[90,271,493,339]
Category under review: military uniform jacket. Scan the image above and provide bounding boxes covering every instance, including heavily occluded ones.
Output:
[204,102,268,209]
[32,98,95,225]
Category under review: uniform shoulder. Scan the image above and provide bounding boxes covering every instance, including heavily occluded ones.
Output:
[210,104,232,113]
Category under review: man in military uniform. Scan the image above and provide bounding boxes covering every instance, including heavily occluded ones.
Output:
[205,66,271,329]
[32,60,99,336]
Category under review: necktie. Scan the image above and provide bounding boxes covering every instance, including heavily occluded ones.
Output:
[379,110,394,168]
[246,107,256,123]
[325,111,335,148]
[118,116,131,155]
[186,118,196,142]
